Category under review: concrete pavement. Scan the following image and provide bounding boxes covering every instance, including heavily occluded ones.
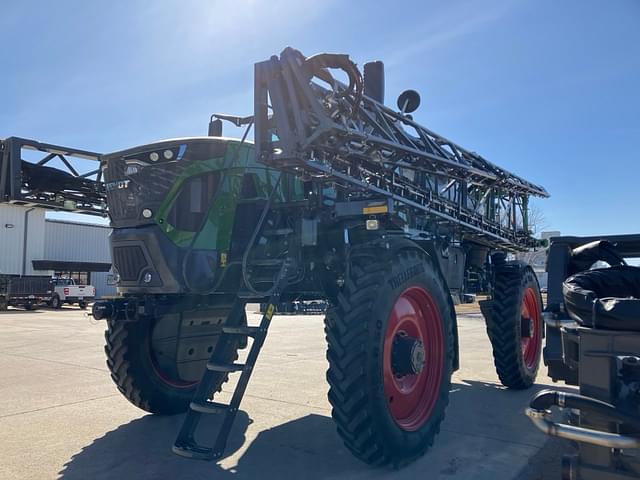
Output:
[0,306,571,479]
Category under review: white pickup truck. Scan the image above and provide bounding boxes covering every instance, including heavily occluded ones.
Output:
[49,278,96,309]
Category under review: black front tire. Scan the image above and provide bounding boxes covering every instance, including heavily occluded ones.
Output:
[325,244,454,467]
[51,295,61,309]
[485,263,543,389]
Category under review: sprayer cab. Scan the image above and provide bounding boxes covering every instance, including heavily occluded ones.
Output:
[101,136,296,295]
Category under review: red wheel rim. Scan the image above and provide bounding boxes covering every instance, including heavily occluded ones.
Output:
[148,338,198,389]
[520,287,541,370]
[383,286,444,431]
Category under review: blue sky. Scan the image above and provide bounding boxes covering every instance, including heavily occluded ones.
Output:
[1,0,638,235]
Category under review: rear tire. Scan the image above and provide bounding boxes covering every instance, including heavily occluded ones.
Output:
[485,264,543,389]
[105,309,245,414]
[325,244,454,467]
[78,301,87,310]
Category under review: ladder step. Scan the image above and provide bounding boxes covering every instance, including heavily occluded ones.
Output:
[206,362,245,373]
[222,326,263,337]
[172,442,219,461]
[189,400,228,414]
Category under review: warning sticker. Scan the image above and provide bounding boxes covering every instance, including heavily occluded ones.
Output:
[266,304,275,320]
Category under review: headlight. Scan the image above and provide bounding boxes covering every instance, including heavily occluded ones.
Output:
[125,165,139,175]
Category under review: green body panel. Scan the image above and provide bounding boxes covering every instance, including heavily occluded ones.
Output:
[154,140,302,250]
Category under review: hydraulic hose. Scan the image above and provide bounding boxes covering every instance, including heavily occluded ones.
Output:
[304,53,364,109]
[241,174,285,297]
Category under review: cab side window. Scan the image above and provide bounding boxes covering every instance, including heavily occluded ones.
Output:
[167,172,220,231]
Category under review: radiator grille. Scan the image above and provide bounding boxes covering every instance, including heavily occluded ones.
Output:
[113,246,147,282]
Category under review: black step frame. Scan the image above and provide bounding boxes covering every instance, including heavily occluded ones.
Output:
[172,262,291,461]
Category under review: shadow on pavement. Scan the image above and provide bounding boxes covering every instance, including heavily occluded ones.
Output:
[59,411,252,480]
[515,436,571,480]
[58,410,356,480]
[59,380,573,480]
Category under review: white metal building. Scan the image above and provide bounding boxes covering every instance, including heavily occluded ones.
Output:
[0,204,116,298]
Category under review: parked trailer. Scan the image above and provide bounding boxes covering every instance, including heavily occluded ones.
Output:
[0,275,95,310]
[0,275,51,310]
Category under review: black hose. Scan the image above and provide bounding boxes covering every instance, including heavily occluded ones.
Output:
[530,389,640,431]
[181,121,254,294]
[241,174,284,297]
[304,53,364,109]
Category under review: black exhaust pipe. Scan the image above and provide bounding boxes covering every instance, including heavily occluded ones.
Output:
[363,61,385,104]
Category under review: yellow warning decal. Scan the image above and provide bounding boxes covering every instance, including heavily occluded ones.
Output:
[220,252,228,267]
[266,304,275,320]
[362,205,388,215]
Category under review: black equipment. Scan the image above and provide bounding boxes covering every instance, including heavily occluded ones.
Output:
[529,235,640,480]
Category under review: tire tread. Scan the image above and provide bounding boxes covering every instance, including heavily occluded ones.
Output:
[325,246,453,467]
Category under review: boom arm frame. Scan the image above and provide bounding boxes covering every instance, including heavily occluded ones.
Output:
[254,47,548,251]
[0,137,106,216]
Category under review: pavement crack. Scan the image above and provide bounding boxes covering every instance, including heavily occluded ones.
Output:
[0,394,119,419]
[0,351,107,373]
[241,392,331,412]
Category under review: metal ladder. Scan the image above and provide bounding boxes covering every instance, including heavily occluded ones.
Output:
[172,260,292,461]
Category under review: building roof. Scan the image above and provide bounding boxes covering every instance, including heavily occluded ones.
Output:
[45,218,111,229]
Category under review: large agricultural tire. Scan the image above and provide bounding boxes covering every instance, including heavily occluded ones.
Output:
[105,310,245,415]
[325,244,455,467]
[485,263,543,389]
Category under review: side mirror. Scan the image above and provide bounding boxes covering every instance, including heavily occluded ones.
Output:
[397,89,421,114]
